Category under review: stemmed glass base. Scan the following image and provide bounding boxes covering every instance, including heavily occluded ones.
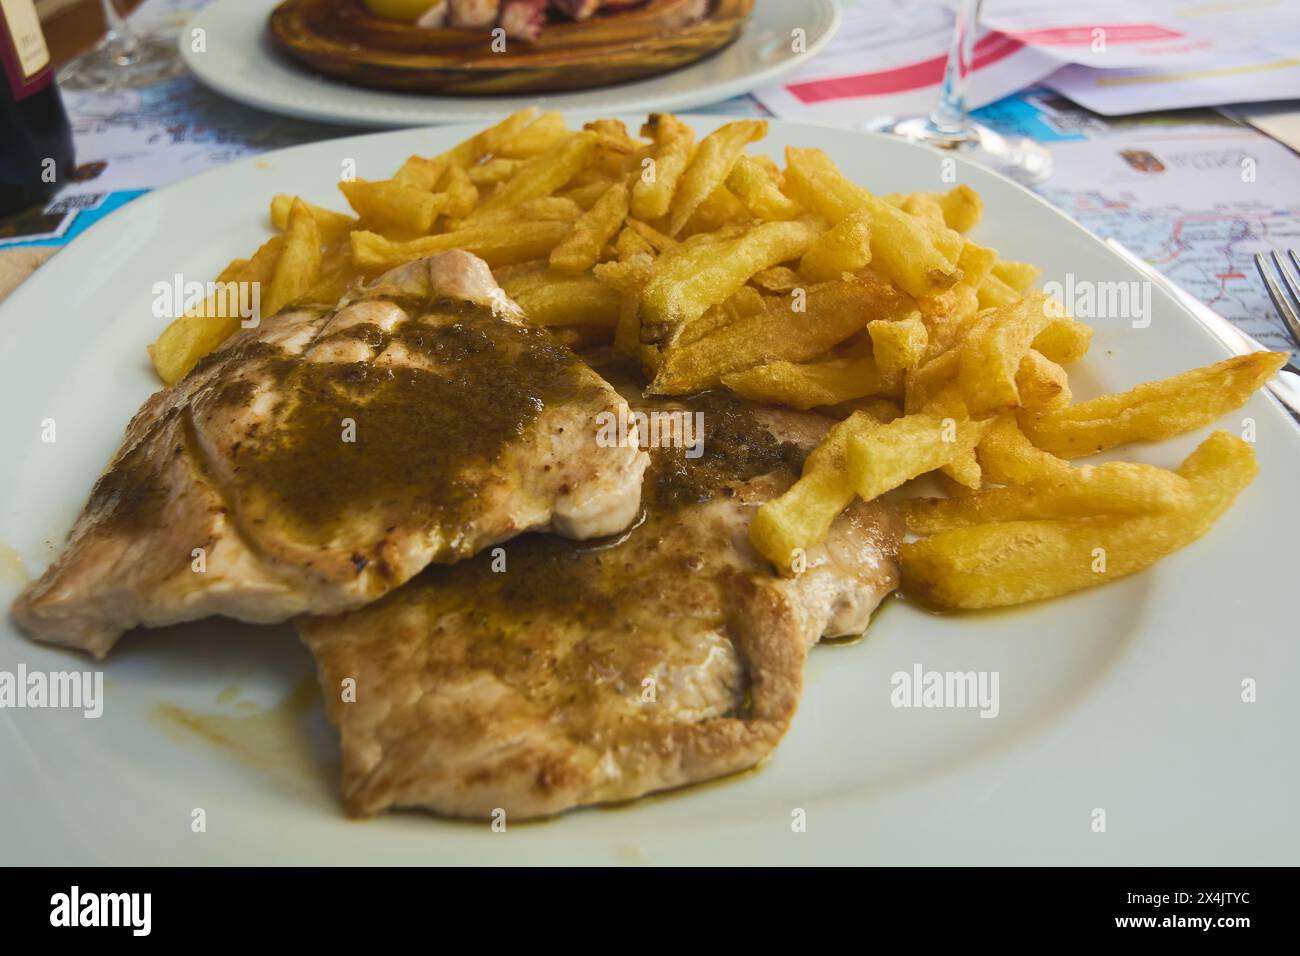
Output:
[58,33,185,91]
[867,116,1054,187]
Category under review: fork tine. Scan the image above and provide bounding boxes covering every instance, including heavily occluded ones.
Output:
[1270,250,1300,308]
[1256,252,1300,349]
[1289,248,1300,278]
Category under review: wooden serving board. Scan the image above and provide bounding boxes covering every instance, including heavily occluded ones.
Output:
[266,0,755,95]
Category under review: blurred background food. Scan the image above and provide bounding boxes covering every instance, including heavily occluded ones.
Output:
[267,0,752,94]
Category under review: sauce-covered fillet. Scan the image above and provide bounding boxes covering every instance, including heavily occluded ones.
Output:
[298,392,900,819]
[12,251,648,658]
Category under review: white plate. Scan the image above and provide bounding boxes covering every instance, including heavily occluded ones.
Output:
[2,118,1298,865]
[179,0,840,128]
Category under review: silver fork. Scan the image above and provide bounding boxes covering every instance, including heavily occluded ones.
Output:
[1254,250,1300,351]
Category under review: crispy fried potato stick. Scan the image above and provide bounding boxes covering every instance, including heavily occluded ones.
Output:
[900,461,1195,533]
[900,431,1257,609]
[1020,352,1288,457]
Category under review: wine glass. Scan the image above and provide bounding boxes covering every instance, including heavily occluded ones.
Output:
[866,0,1052,185]
[57,0,186,91]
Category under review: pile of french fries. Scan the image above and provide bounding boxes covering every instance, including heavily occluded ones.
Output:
[147,108,1286,611]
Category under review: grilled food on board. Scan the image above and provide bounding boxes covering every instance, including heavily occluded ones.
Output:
[267,0,752,94]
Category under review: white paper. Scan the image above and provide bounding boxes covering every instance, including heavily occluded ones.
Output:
[1044,50,1300,116]
[751,0,1059,125]
[977,0,1300,70]
[1226,100,1300,154]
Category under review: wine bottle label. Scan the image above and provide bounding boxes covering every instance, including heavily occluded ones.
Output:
[0,0,52,101]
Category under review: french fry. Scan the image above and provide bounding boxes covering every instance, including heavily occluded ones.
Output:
[593,253,654,294]
[612,290,649,361]
[749,413,869,574]
[677,285,768,345]
[1031,316,1093,364]
[783,146,872,222]
[468,131,598,221]
[392,155,449,190]
[557,180,613,210]
[904,349,959,414]
[750,265,801,293]
[452,196,581,228]
[339,179,446,234]
[900,431,1258,609]
[624,218,678,253]
[1019,352,1288,457]
[901,461,1195,534]
[923,388,984,489]
[615,226,655,260]
[868,312,928,375]
[785,152,963,295]
[650,277,903,393]
[549,180,630,274]
[467,158,522,187]
[977,413,1072,484]
[270,195,356,246]
[935,184,983,233]
[638,219,820,345]
[900,192,946,225]
[958,292,1064,415]
[262,198,322,318]
[351,221,570,270]
[438,164,479,219]
[845,409,990,502]
[992,259,1040,292]
[799,208,872,281]
[726,154,802,221]
[957,241,997,289]
[667,120,767,235]
[631,113,695,221]
[496,111,570,158]
[977,272,1020,309]
[679,184,750,236]
[1016,348,1072,411]
[500,271,622,327]
[148,237,283,384]
[861,194,963,297]
[301,244,359,307]
[583,117,639,150]
[591,137,636,179]
[436,106,539,168]
[818,396,903,423]
[917,285,980,360]
[721,355,895,410]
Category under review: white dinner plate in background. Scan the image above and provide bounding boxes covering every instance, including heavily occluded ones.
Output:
[179,0,840,127]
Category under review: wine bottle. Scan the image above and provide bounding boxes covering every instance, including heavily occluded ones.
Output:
[1,0,75,217]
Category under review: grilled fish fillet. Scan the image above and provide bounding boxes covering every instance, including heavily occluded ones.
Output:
[298,388,900,819]
[13,251,648,658]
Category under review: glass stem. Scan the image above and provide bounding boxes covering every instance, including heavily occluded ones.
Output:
[101,0,142,62]
[928,0,981,140]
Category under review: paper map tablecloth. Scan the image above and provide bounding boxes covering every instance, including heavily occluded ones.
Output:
[2,0,1298,358]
